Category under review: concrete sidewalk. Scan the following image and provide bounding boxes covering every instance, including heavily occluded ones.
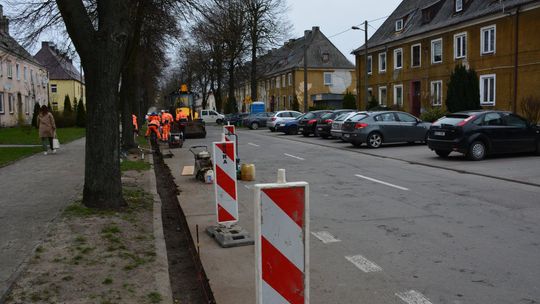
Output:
[0,138,85,300]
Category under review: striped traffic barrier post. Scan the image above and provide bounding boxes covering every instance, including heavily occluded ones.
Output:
[224,125,235,142]
[206,140,253,248]
[254,169,309,304]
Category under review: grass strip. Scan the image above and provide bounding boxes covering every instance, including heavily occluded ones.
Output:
[0,147,43,167]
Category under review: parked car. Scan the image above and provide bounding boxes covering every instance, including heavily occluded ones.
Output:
[331,112,364,140]
[200,109,225,124]
[427,110,540,160]
[267,110,303,131]
[243,112,274,130]
[298,110,333,136]
[224,113,249,126]
[276,114,305,135]
[342,111,431,148]
[316,109,356,138]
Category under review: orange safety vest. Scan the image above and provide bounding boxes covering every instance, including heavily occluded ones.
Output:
[132,114,138,130]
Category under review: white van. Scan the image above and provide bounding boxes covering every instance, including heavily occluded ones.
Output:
[200,109,225,124]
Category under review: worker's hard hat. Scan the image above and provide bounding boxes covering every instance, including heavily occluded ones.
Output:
[151,112,157,115]
[161,110,165,113]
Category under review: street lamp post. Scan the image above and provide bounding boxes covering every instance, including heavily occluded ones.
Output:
[352,21,368,111]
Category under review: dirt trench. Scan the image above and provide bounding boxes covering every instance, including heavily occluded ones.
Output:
[151,141,216,303]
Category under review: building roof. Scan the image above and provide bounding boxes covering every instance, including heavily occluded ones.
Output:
[0,6,43,67]
[353,0,538,53]
[34,41,83,82]
[257,26,354,77]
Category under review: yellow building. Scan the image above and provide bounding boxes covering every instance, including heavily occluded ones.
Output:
[35,41,85,112]
[353,0,540,117]
[236,27,356,111]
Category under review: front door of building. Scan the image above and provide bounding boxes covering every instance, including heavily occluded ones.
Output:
[411,81,421,117]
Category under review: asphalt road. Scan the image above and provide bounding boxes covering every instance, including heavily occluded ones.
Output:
[237,125,540,304]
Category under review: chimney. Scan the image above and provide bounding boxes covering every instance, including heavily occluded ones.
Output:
[0,5,9,35]
[42,41,51,49]
[312,26,320,32]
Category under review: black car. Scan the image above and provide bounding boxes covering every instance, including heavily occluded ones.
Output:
[298,110,332,136]
[224,113,249,126]
[427,110,540,160]
[316,109,355,138]
[243,112,274,130]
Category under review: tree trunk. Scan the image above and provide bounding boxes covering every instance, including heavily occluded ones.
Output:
[228,60,237,112]
[250,41,258,101]
[82,50,126,209]
[120,64,137,150]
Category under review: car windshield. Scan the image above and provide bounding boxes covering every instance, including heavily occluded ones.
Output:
[335,113,352,121]
[348,113,368,122]
[433,114,470,126]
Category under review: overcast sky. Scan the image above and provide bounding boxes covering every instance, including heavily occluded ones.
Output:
[286,0,402,62]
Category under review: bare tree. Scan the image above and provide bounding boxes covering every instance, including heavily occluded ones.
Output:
[245,0,289,101]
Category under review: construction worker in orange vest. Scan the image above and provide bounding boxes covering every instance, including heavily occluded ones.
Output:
[132,114,139,135]
[161,110,174,141]
[145,112,162,140]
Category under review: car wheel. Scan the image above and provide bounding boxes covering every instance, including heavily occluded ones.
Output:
[216,119,223,124]
[467,141,487,161]
[287,127,298,135]
[251,122,259,130]
[435,150,451,158]
[352,141,362,147]
[269,127,275,132]
[366,132,383,148]
[302,132,310,137]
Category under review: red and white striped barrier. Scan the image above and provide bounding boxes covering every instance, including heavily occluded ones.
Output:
[254,169,309,304]
[223,125,235,142]
[213,141,238,225]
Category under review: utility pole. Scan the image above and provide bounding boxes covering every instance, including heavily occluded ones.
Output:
[352,21,369,111]
[364,20,369,112]
[303,30,309,113]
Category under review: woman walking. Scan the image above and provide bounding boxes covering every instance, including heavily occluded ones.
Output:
[37,105,56,155]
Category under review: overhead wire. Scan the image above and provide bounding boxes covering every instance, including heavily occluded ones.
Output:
[327,15,390,39]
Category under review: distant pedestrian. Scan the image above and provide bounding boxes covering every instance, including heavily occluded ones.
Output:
[37,105,56,155]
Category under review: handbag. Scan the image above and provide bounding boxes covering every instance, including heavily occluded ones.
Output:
[53,132,60,149]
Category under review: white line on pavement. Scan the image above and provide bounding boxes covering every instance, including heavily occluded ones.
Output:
[244,185,252,189]
[345,254,383,273]
[355,174,410,191]
[284,153,305,160]
[395,290,433,304]
[248,142,260,147]
[311,231,341,244]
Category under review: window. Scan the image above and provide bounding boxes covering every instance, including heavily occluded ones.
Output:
[378,53,386,72]
[8,93,14,113]
[288,96,293,108]
[0,60,3,77]
[288,73,292,86]
[431,38,443,63]
[430,80,443,106]
[30,69,34,83]
[0,93,3,113]
[454,32,467,59]
[394,48,403,69]
[276,77,280,89]
[24,96,30,114]
[375,113,396,121]
[282,75,285,87]
[395,19,403,31]
[7,61,12,78]
[52,102,59,112]
[411,44,421,67]
[16,64,20,80]
[51,84,57,93]
[503,114,527,128]
[397,112,418,123]
[367,56,372,75]
[24,66,28,82]
[324,72,332,85]
[394,84,403,106]
[322,53,329,63]
[455,0,463,12]
[480,74,496,105]
[368,87,373,98]
[483,113,503,126]
[378,86,387,105]
[481,25,496,55]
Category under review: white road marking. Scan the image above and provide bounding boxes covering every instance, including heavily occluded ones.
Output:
[395,290,433,304]
[244,185,252,189]
[345,254,383,273]
[355,174,410,191]
[311,231,341,244]
[284,153,305,160]
[248,142,260,147]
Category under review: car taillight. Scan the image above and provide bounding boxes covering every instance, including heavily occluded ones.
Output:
[355,123,368,129]
[308,119,317,124]
[456,115,476,127]
[271,117,277,121]
[324,119,333,124]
